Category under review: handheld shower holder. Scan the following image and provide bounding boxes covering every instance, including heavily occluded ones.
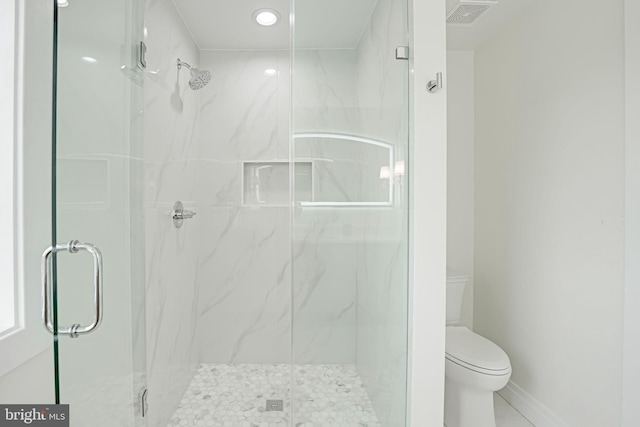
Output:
[177,58,192,70]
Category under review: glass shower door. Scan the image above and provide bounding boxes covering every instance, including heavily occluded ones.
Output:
[47,0,146,425]
[291,0,410,425]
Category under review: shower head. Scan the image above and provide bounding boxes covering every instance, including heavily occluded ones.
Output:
[177,58,211,90]
[188,68,212,90]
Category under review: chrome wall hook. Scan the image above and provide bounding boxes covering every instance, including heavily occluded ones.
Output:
[427,72,443,93]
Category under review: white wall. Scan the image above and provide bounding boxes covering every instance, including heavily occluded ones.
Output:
[143,0,201,424]
[623,0,640,424]
[474,1,625,426]
[408,0,447,424]
[446,50,475,329]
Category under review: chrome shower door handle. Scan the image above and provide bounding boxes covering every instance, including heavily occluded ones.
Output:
[41,240,104,338]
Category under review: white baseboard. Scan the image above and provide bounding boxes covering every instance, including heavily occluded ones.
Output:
[497,380,571,427]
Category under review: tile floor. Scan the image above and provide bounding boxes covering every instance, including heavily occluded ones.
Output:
[168,363,534,427]
[168,364,380,426]
[494,393,535,427]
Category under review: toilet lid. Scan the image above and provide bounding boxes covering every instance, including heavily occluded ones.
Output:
[445,327,511,375]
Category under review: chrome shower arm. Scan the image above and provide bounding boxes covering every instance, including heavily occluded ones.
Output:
[177,58,192,70]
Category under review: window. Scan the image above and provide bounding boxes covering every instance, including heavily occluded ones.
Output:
[0,0,50,379]
[0,0,17,337]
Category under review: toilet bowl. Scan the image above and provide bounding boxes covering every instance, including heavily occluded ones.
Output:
[444,276,512,427]
[444,326,511,427]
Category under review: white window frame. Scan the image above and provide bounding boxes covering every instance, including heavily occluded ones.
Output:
[0,0,50,379]
[0,0,19,340]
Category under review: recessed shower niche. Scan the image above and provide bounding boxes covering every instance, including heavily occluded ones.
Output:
[243,161,312,206]
[242,133,395,207]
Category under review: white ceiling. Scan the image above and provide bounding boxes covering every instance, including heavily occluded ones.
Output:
[171,0,534,52]
[446,0,536,50]
[172,0,379,50]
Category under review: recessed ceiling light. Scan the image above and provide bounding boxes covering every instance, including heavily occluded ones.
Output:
[264,68,277,76]
[57,0,69,7]
[81,56,98,63]
[253,9,279,26]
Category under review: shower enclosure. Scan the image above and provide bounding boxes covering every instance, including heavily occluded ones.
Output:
[40,0,414,425]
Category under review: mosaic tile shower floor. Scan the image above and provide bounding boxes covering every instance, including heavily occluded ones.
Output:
[168,364,381,427]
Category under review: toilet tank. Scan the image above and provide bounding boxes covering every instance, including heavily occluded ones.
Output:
[446,275,470,325]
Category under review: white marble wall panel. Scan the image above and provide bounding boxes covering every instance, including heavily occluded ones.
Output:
[355,238,409,426]
[143,0,201,425]
[352,0,410,425]
[196,51,292,364]
[291,49,367,365]
[295,135,391,204]
[196,48,366,365]
[355,0,408,146]
[293,49,360,135]
[198,51,289,168]
[197,206,291,363]
[194,7,408,384]
[292,239,357,364]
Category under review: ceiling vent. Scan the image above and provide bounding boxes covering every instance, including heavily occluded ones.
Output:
[446,0,498,25]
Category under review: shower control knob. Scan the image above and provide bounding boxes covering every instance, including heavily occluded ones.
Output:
[171,201,196,228]
[178,210,196,219]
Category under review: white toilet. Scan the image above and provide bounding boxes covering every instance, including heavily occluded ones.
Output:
[444,275,512,427]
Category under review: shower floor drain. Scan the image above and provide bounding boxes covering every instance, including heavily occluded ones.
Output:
[266,399,283,411]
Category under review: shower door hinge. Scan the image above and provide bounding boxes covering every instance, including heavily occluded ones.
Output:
[138,41,147,69]
[140,388,149,418]
[396,46,409,60]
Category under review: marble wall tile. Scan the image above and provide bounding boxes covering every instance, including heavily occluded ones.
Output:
[293,49,361,135]
[198,51,289,167]
[292,240,357,364]
[197,206,291,363]
[291,49,373,365]
[352,0,410,424]
[195,50,293,365]
[196,48,368,366]
[143,0,201,425]
[291,10,410,378]
[354,0,408,145]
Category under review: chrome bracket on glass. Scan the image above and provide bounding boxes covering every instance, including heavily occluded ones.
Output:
[140,388,149,417]
[41,240,103,338]
[171,201,196,228]
[138,41,147,69]
[395,46,409,60]
[427,72,443,93]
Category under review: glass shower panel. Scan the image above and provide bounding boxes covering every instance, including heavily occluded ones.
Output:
[52,0,146,425]
[292,0,410,425]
